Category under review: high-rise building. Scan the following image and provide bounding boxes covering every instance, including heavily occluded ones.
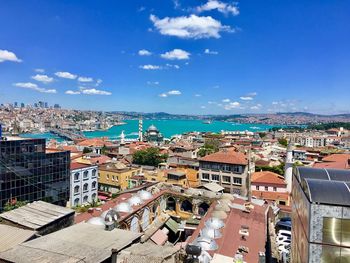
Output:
[53,104,60,109]
[0,137,70,211]
[291,166,350,262]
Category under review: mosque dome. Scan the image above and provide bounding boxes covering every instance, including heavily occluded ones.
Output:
[147,125,158,132]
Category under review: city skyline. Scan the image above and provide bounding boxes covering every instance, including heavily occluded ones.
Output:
[1,0,350,114]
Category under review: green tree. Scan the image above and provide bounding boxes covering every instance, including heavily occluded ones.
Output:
[278,138,288,147]
[83,147,92,154]
[198,138,220,157]
[255,163,285,175]
[133,147,167,166]
[101,144,107,155]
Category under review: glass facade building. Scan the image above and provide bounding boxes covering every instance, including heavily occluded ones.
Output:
[291,167,350,263]
[0,138,70,211]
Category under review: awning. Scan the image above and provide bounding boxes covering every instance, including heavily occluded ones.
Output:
[202,182,224,193]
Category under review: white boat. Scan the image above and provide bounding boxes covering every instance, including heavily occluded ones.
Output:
[202,120,212,124]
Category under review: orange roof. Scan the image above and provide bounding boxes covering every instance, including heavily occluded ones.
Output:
[200,150,248,165]
[77,138,114,147]
[252,171,286,186]
[70,162,95,170]
[252,190,289,202]
[313,153,350,169]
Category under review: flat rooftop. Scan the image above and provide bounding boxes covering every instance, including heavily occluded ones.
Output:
[0,201,74,230]
[0,223,141,263]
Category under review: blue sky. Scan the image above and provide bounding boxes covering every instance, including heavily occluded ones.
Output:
[0,0,349,114]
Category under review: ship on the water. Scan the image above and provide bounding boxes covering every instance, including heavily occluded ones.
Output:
[202,120,212,124]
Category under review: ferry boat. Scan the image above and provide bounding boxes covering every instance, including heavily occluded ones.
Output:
[202,120,212,124]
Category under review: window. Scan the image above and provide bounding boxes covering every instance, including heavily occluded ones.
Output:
[91,193,97,201]
[211,174,220,182]
[74,172,80,181]
[202,173,209,181]
[112,175,115,181]
[256,185,260,190]
[83,183,88,192]
[83,195,89,203]
[74,185,80,194]
[106,174,109,180]
[74,198,79,206]
[92,169,97,178]
[83,170,89,180]
[92,181,97,189]
[233,166,241,173]
[265,186,268,191]
[222,176,231,183]
[273,187,277,192]
[233,177,242,185]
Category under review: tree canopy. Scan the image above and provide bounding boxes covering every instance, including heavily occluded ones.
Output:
[198,138,221,157]
[133,147,168,166]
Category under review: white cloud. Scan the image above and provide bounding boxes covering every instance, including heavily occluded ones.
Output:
[65,90,81,95]
[167,90,181,95]
[161,49,190,60]
[240,96,253,101]
[150,14,232,39]
[78,76,93,82]
[147,81,160,85]
[272,101,279,105]
[81,88,112,95]
[222,98,230,103]
[55,71,77,79]
[195,94,201,97]
[13,82,56,93]
[223,101,240,110]
[159,93,168,98]
[200,105,206,109]
[196,0,239,16]
[204,48,218,55]
[250,104,262,110]
[0,49,22,63]
[34,68,45,73]
[31,74,54,84]
[139,64,161,70]
[248,92,257,96]
[138,49,152,56]
[95,79,103,86]
[166,63,180,69]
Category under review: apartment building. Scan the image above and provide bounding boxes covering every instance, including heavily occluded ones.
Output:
[70,162,98,207]
[198,150,253,195]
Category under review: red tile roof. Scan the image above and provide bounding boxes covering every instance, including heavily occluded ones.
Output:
[252,171,286,186]
[313,153,350,169]
[70,162,95,170]
[188,198,267,262]
[252,190,289,202]
[77,138,114,147]
[200,150,248,165]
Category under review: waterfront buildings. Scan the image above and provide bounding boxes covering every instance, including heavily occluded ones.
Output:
[291,166,350,262]
[198,150,253,195]
[0,137,70,211]
[70,162,98,207]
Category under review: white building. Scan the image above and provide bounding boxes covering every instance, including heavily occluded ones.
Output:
[70,162,98,207]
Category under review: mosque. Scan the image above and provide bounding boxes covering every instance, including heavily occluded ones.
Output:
[143,124,164,144]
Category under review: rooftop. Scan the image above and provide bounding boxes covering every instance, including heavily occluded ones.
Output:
[252,171,286,186]
[200,150,248,165]
[0,223,141,263]
[0,201,74,230]
[188,197,267,262]
[0,225,36,253]
[294,166,350,207]
[70,162,97,170]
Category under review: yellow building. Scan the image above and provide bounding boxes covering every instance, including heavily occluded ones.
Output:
[98,162,141,193]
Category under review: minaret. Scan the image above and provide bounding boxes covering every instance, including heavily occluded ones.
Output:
[138,117,143,142]
[284,141,294,193]
[120,130,125,145]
